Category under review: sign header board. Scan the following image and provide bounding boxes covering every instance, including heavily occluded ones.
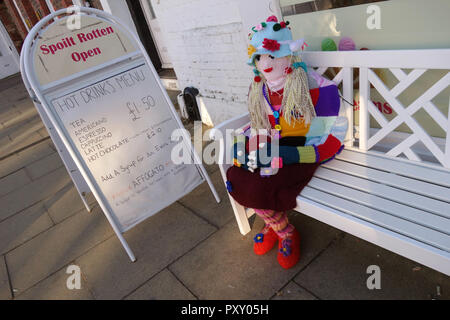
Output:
[34,15,136,85]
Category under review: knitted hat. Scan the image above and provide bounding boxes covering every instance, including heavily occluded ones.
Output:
[247,15,306,66]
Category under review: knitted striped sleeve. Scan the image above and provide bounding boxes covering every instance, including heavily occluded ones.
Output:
[230,116,348,169]
[279,116,348,164]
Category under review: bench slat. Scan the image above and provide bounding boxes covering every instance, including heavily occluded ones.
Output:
[308,177,450,235]
[337,149,450,188]
[296,196,450,276]
[315,167,450,219]
[322,159,450,202]
[300,187,450,252]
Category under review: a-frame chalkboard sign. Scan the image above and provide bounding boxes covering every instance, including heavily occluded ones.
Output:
[21,7,220,262]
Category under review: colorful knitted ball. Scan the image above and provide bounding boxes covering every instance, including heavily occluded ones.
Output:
[339,37,356,51]
[321,38,337,51]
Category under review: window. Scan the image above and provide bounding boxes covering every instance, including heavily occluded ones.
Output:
[281,0,388,16]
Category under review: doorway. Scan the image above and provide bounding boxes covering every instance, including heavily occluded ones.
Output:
[0,21,20,79]
[139,0,173,69]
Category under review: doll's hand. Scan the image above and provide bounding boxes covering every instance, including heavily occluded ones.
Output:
[247,142,273,171]
[231,137,252,171]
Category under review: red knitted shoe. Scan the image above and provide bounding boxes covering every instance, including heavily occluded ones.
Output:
[277,229,300,269]
[253,225,278,255]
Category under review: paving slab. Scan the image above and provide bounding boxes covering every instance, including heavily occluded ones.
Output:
[0,166,71,222]
[0,108,21,129]
[0,140,55,178]
[37,127,50,139]
[44,183,96,224]
[12,99,37,115]
[271,281,317,300]
[2,132,43,158]
[1,108,36,131]
[126,269,196,300]
[169,212,342,300]
[0,169,31,197]
[0,202,53,255]
[25,152,64,181]
[0,74,23,93]
[76,202,216,300]
[15,265,93,300]
[6,207,114,295]
[178,170,234,228]
[294,233,450,300]
[0,256,11,300]
[5,115,42,139]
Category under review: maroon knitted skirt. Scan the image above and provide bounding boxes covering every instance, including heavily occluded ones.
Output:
[226,163,320,212]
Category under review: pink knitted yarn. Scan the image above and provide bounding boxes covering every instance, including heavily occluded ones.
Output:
[339,37,356,51]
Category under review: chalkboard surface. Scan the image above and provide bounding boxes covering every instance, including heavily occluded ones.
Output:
[50,63,204,231]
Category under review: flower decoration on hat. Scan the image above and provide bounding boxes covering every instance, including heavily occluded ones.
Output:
[247,44,257,58]
[266,15,278,23]
[262,38,280,52]
[253,22,267,32]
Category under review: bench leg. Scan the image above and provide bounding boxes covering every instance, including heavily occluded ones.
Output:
[228,195,251,235]
[218,165,251,235]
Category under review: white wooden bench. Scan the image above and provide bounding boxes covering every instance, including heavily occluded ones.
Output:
[212,49,450,276]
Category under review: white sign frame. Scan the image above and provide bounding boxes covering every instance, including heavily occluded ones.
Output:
[20,7,220,262]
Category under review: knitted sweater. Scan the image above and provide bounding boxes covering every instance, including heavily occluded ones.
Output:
[233,81,348,171]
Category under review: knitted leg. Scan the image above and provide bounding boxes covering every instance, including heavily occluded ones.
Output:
[268,212,295,239]
[255,210,295,239]
[252,209,278,255]
[255,210,300,269]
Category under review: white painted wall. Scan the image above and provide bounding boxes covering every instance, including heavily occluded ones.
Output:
[150,0,280,125]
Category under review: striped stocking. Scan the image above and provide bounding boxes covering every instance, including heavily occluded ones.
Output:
[254,209,295,239]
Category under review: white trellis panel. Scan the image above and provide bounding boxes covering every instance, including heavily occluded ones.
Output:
[302,49,450,169]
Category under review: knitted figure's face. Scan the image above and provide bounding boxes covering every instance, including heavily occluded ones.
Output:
[255,54,291,91]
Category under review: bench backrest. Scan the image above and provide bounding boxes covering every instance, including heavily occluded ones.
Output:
[302,49,450,170]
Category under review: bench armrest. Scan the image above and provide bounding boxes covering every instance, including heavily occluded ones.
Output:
[209,112,250,140]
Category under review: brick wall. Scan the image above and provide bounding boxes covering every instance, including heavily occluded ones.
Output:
[32,0,51,19]
[15,0,39,29]
[86,0,103,10]
[1,0,28,52]
[151,0,253,125]
[50,0,75,10]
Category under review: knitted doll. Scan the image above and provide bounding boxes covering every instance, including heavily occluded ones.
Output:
[226,16,348,269]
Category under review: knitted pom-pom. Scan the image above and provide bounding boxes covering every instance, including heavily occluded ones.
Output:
[254,76,262,83]
[321,38,337,51]
[338,37,356,51]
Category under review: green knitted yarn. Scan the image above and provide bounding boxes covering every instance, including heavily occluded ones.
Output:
[321,38,337,51]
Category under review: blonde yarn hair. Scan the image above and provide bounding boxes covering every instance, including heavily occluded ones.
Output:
[248,55,316,131]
